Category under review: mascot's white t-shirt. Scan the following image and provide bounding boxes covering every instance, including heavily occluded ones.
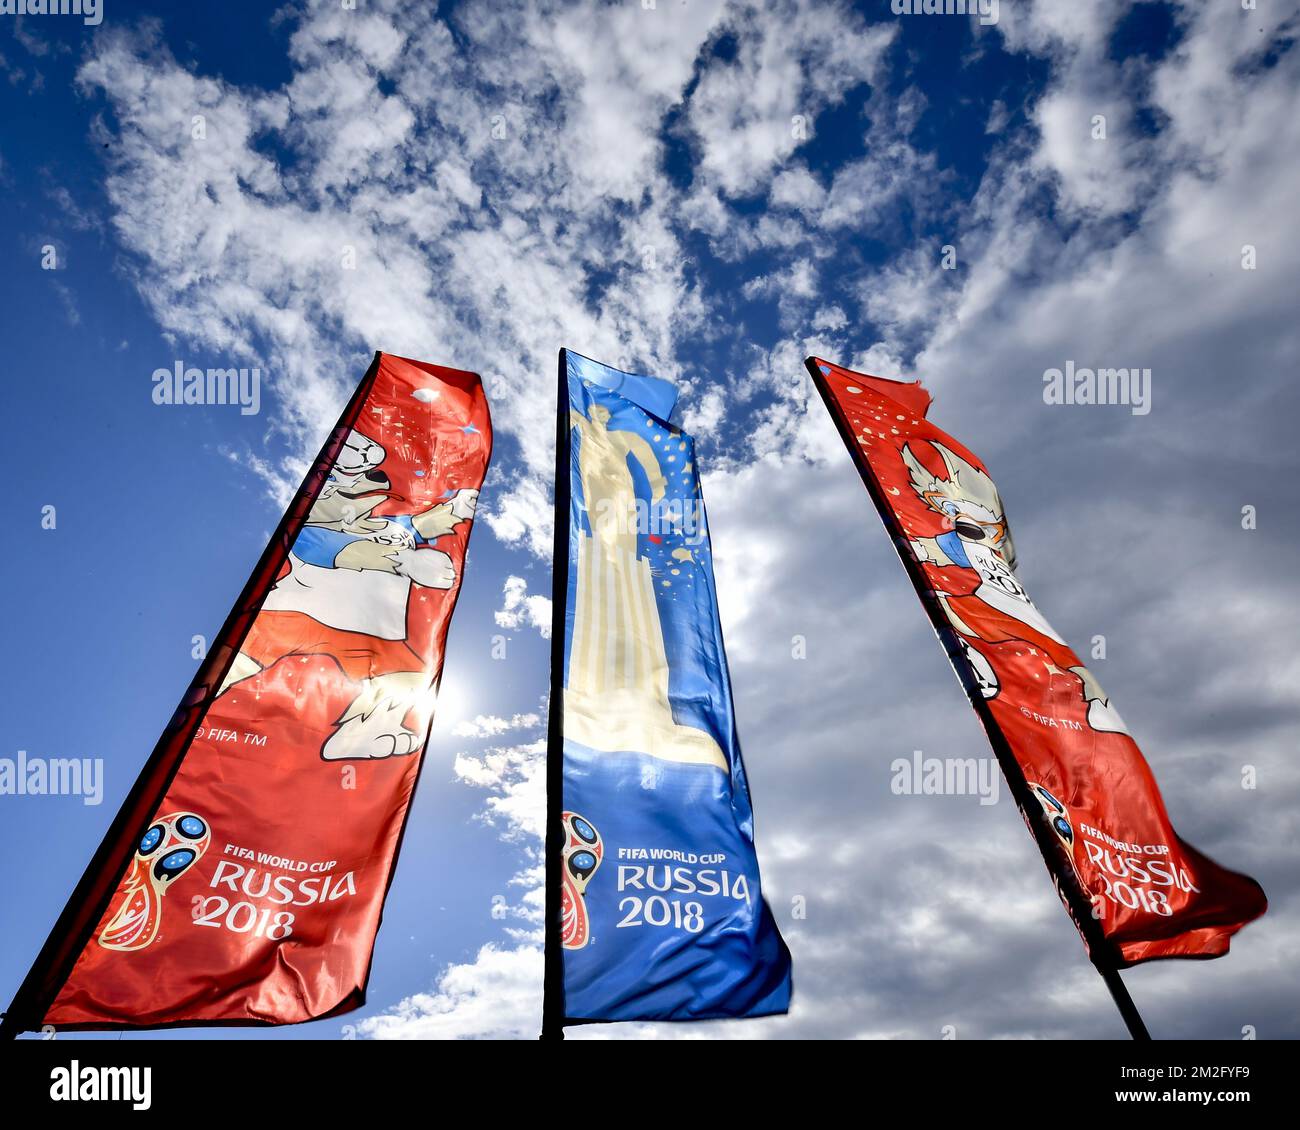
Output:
[940,532,1066,646]
[262,516,423,640]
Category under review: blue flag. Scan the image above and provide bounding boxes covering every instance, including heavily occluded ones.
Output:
[554,350,792,1022]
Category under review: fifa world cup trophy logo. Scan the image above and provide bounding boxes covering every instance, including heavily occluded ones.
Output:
[1029,783,1088,895]
[97,812,211,952]
[560,812,602,950]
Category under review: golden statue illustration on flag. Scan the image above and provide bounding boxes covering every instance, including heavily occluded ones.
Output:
[565,403,727,770]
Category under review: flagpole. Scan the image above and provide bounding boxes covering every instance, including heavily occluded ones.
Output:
[805,358,1153,1042]
[1099,965,1150,1040]
[0,353,385,1041]
[541,349,570,1041]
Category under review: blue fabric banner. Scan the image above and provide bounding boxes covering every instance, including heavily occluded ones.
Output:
[558,350,791,1022]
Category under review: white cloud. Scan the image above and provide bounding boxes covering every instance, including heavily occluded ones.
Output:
[356,943,543,1040]
[451,712,542,738]
[453,738,547,848]
[358,728,550,1041]
[680,0,895,199]
[769,166,826,212]
[77,0,716,526]
[494,575,552,639]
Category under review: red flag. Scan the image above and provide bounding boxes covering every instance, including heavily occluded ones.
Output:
[6,352,491,1031]
[808,356,1265,966]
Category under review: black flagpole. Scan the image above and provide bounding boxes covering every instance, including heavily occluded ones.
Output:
[0,353,385,1041]
[541,349,570,1041]
[805,357,1151,1042]
[1099,965,1150,1040]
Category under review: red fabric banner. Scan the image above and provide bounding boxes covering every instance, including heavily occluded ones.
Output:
[809,356,1265,966]
[34,352,491,1028]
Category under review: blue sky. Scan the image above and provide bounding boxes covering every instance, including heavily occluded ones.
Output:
[1,0,1297,1040]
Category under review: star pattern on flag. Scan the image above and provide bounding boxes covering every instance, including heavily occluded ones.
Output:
[637,424,710,606]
